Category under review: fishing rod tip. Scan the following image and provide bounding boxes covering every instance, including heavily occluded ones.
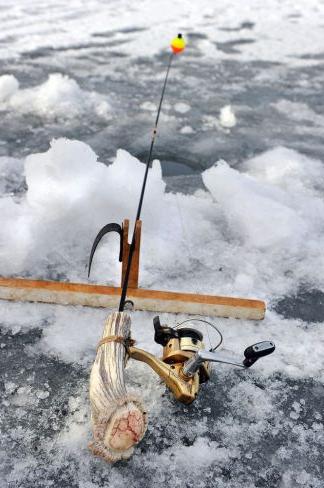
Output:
[171,34,186,54]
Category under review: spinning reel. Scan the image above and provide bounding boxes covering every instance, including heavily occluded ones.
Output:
[127,316,275,404]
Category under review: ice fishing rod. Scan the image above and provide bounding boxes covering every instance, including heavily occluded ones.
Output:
[88,35,277,464]
[88,34,186,310]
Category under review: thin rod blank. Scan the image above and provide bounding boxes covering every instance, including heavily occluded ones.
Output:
[119,53,174,311]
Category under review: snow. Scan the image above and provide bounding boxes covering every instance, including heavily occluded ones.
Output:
[1,138,324,298]
[0,140,324,387]
[174,102,191,114]
[180,125,194,134]
[219,105,237,129]
[0,155,23,196]
[2,140,323,486]
[0,74,19,101]
[0,73,111,120]
[203,160,306,249]
[3,301,323,383]
[35,390,50,400]
[2,297,323,486]
[1,0,324,486]
[140,101,157,112]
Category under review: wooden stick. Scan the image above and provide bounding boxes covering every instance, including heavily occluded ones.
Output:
[0,277,266,320]
[121,219,141,289]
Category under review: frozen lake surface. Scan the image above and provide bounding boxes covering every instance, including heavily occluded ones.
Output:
[0,1,324,487]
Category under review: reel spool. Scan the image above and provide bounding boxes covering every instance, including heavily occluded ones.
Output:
[153,316,214,384]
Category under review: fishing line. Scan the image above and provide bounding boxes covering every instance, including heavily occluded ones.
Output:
[175,317,223,351]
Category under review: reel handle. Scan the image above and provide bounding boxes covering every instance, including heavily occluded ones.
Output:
[243,341,275,367]
[182,341,276,377]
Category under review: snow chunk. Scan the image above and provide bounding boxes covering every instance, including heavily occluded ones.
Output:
[0,74,19,101]
[0,73,111,120]
[273,99,324,128]
[157,437,238,472]
[0,138,175,282]
[174,102,191,114]
[202,160,307,249]
[2,140,324,300]
[4,381,17,394]
[140,101,156,112]
[201,148,324,295]
[242,146,324,194]
[25,138,100,213]
[180,125,194,134]
[219,104,237,128]
[0,155,24,194]
[35,390,50,400]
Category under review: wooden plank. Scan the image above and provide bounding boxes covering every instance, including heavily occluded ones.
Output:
[0,277,266,320]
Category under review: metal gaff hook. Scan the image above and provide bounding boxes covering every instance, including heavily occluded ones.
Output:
[88,222,123,278]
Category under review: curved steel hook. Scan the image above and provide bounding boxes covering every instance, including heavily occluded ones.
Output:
[88,222,123,278]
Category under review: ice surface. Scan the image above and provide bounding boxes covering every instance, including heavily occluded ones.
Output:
[1,1,324,485]
[0,0,324,66]
[1,300,323,487]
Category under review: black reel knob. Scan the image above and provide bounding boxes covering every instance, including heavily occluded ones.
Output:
[243,341,275,367]
[153,316,178,346]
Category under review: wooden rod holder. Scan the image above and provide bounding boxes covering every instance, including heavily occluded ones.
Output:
[121,219,141,289]
[0,218,267,320]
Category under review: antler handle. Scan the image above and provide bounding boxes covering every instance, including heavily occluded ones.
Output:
[89,312,147,462]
